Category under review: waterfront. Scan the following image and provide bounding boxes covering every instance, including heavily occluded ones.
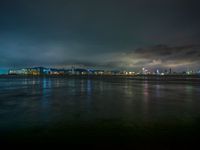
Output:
[0,76,200,147]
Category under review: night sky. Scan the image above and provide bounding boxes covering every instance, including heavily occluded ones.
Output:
[0,0,200,71]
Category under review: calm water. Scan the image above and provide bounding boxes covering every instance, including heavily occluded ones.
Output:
[0,76,200,145]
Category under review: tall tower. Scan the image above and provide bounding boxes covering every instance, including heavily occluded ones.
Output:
[71,66,75,75]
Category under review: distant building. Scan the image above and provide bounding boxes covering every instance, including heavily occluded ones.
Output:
[74,68,88,75]
[9,69,28,75]
[49,68,66,75]
[93,70,104,75]
[9,67,48,75]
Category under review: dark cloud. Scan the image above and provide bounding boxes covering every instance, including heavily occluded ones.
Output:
[132,45,200,59]
[0,0,200,71]
[120,44,200,70]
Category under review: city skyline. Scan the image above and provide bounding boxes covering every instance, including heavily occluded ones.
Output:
[0,66,199,76]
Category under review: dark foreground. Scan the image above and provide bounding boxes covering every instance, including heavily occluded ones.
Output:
[2,119,200,148]
[0,76,200,149]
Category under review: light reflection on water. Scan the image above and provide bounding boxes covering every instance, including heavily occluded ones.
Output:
[0,77,200,130]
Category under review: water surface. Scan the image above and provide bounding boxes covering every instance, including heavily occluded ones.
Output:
[0,77,200,146]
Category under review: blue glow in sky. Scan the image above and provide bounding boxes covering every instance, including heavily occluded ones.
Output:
[0,69,8,74]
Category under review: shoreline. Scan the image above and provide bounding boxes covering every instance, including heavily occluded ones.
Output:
[0,74,200,81]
